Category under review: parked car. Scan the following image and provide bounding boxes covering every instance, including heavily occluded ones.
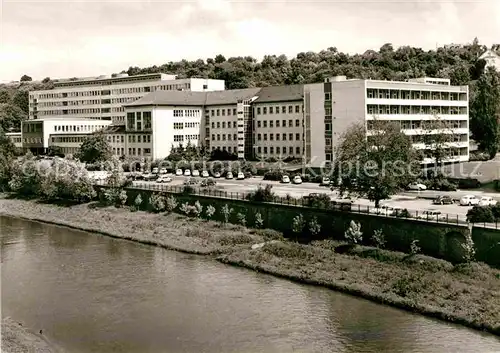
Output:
[460,195,480,206]
[156,175,172,183]
[184,169,191,176]
[159,168,167,174]
[281,175,290,184]
[192,170,200,177]
[433,195,454,205]
[408,182,427,191]
[184,178,200,185]
[213,172,221,178]
[479,196,497,206]
[143,173,158,181]
[152,167,159,174]
[423,209,442,218]
[226,172,234,179]
[236,172,245,180]
[175,169,183,176]
[293,175,303,184]
[320,177,330,186]
[201,170,209,178]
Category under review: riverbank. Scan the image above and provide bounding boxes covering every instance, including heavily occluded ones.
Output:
[1,318,56,353]
[1,196,499,337]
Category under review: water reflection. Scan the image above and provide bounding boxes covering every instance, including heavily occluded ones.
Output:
[1,215,499,353]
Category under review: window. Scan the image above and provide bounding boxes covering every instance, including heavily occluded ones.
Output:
[217,134,220,141]
[295,105,300,113]
[233,121,237,128]
[325,107,332,115]
[233,108,237,115]
[217,122,220,128]
[263,107,267,114]
[212,122,215,128]
[289,120,293,127]
[223,134,226,141]
[143,111,151,129]
[227,109,231,115]
[282,119,286,126]
[270,133,274,141]
[282,106,286,113]
[295,119,300,127]
[270,107,273,114]
[276,146,280,154]
[289,146,293,154]
[264,147,268,154]
[211,110,214,116]
[288,106,293,113]
[258,147,262,153]
[127,112,135,130]
[270,147,274,154]
[326,138,331,146]
[233,134,237,140]
[217,109,220,116]
[228,134,231,140]
[258,121,261,128]
[222,122,226,128]
[270,120,274,128]
[263,121,267,128]
[282,133,286,140]
[137,136,141,143]
[276,134,280,141]
[258,134,262,141]
[264,134,267,141]
[325,92,331,101]
[325,123,331,131]
[257,107,261,115]
[222,109,226,116]
[296,147,301,154]
[296,133,300,140]
[212,134,215,140]
[289,133,293,140]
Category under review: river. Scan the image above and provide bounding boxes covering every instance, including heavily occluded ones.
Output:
[1,216,499,353]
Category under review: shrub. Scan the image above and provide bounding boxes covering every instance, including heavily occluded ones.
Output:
[263,170,284,181]
[292,214,305,234]
[303,193,331,209]
[344,220,363,244]
[183,185,195,194]
[220,204,233,225]
[466,205,494,223]
[193,201,203,217]
[205,205,216,220]
[118,190,128,207]
[410,239,421,256]
[308,217,321,236]
[372,229,386,248]
[246,185,275,202]
[133,194,143,211]
[461,233,476,263]
[236,212,246,226]
[180,202,190,215]
[396,208,411,218]
[149,193,165,212]
[255,212,264,228]
[165,195,178,213]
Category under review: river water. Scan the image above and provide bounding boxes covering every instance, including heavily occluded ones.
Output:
[1,216,499,353]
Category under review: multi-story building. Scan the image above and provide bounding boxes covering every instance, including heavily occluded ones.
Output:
[5,132,22,148]
[304,76,469,166]
[479,49,500,71]
[28,73,225,125]
[22,118,112,155]
[119,76,469,166]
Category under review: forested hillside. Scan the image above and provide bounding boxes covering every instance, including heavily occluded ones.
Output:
[1,38,498,133]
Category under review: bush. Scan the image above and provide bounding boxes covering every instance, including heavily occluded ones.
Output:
[308,217,321,236]
[236,212,246,226]
[183,185,195,194]
[180,202,198,216]
[133,194,143,211]
[263,170,285,181]
[246,185,275,202]
[303,193,331,209]
[469,150,491,161]
[292,214,305,234]
[372,229,386,248]
[220,204,233,225]
[461,233,476,263]
[345,220,363,244]
[118,190,128,207]
[396,208,411,218]
[410,239,421,256]
[466,205,494,223]
[165,196,178,213]
[149,193,165,212]
[254,212,264,228]
[193,201,203,217]
[205,205,216,220]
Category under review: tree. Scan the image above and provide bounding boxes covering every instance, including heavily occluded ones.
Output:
[470,67,500,158]
[20,75,32,82]
[0,90,10,104]
[0,103,27,131]
[335,120,420,208]
[12,90,29,113]
[0,128,18,190]
[421,114,457,167]
[75,132,112,164]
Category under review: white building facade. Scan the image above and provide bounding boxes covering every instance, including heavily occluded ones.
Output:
[304,76,469,167]
[28,73,225,126]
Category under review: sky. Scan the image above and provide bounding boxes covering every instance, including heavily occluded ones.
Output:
[1,0,499,82]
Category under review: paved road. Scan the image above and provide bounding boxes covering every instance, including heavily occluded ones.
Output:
[131,175,495,221]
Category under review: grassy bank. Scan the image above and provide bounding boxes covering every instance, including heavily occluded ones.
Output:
[1,318,56,353]
[1,196,499,337]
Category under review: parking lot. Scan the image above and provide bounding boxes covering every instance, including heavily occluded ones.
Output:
[129,174,487,221]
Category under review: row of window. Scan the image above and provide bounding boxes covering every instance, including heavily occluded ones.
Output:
[53,124,107,133]
[174,122,200,129]
[22,123,42,133]
[8,137,22,144]
[127,147,152,156]
[211,121,238,129]
[256,119,301,128]
[367,120,468,130]
[255,146,302,155]
[37,108,102,115]
[24,137,43,144]
[422,147,468,157]
[108,135,125,144]
[173,109,201,117]
[210,108,238,117]
[256,105,301,115]
[256,133,302,141]
[127,135,152,144]
[366,89,467,101]
[173,135,200,142]
[367,105,467,115]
